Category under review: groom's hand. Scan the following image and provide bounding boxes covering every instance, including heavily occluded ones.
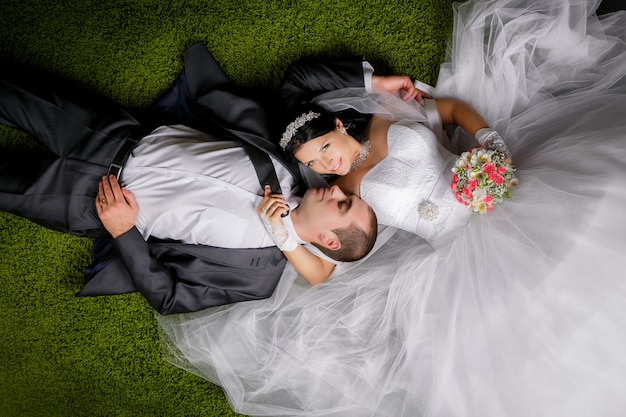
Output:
[372,74,432,104]
[96,175,138,238]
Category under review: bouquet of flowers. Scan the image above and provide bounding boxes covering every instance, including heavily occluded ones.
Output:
[451,147,518,214]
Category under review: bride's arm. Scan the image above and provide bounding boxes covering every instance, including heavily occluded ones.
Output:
[282,246,336,285]
[434,98,489,135]
[257,186,336,285]
[435,98,513,161]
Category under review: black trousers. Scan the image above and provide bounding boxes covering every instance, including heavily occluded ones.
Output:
[0,63,146,237]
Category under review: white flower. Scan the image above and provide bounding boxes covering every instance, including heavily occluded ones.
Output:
[473,189,487,200]
[476,202,488,214]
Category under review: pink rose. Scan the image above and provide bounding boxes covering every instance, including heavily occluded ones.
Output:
[488,172,498,181]
[484,194,493,204]
[483,162,495,174]
[468,179,478,190]
[497,166,507,174]
[494,175,505,185]
[452,174,459,182]
[451,182,457,191]
[463,187,473,199]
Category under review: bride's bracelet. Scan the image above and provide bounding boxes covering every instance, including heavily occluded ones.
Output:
[475,128,512,159]
[278,235,299,252]
[260,210,299,252]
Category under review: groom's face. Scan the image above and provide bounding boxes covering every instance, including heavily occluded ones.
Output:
[298,185,372,233]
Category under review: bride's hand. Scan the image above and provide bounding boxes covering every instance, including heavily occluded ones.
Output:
[256,186,298,252]
[372,75,432,104]
[475,127,516,169]
[484,137,515,168]
[257,186,290,225]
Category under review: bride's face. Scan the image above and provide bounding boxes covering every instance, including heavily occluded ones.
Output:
[294,123,359,176]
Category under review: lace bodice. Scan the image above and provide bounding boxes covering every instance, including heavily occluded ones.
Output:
[360,120,472,247]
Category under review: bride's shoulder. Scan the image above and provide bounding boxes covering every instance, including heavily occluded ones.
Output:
[365,115,393,135]
[359,116,390,162]
[368,115,395,129]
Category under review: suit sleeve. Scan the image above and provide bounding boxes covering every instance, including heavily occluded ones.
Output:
[279,57,368,111]
[151,42,272,141]
[111,227,286,315]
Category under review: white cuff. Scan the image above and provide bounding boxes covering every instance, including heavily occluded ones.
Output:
[362,61,374,93]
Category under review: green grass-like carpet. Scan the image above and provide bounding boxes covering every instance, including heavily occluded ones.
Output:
[0,1,454,415]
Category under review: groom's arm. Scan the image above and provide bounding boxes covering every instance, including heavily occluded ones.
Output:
[94,175,285,314]
[152,42,272,140]
[279,57,369,110]
[111,228,285,314]
[279,57,431,111]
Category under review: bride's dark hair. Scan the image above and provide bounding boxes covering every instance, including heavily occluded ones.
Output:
[281,102,370,161]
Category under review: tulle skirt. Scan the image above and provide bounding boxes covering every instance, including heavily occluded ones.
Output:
[158,1,626,416]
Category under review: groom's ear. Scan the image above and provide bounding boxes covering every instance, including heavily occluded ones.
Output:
[319,231,341,251]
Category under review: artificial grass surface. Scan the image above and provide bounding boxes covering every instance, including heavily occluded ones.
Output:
[0,0,454,415]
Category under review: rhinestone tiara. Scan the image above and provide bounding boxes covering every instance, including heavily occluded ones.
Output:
[280,111,320,150]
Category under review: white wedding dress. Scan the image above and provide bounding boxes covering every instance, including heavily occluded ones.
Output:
[359,120,473,249]
[157,1,626,416]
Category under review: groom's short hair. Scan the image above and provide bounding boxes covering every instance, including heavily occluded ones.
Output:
[314,205,378,262]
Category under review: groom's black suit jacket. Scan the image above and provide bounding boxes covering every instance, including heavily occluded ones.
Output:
[76,43,367,314]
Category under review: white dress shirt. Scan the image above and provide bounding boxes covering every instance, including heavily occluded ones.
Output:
[122,124,302,249]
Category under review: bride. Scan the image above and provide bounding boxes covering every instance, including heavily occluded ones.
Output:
[158,1,626,416]
[278,96,510,249]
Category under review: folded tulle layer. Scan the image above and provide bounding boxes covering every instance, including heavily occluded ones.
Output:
[158,1,626,415]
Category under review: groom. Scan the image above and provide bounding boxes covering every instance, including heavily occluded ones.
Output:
[0,44,377,315]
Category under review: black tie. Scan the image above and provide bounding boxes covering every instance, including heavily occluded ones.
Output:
[242,143,282,194]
